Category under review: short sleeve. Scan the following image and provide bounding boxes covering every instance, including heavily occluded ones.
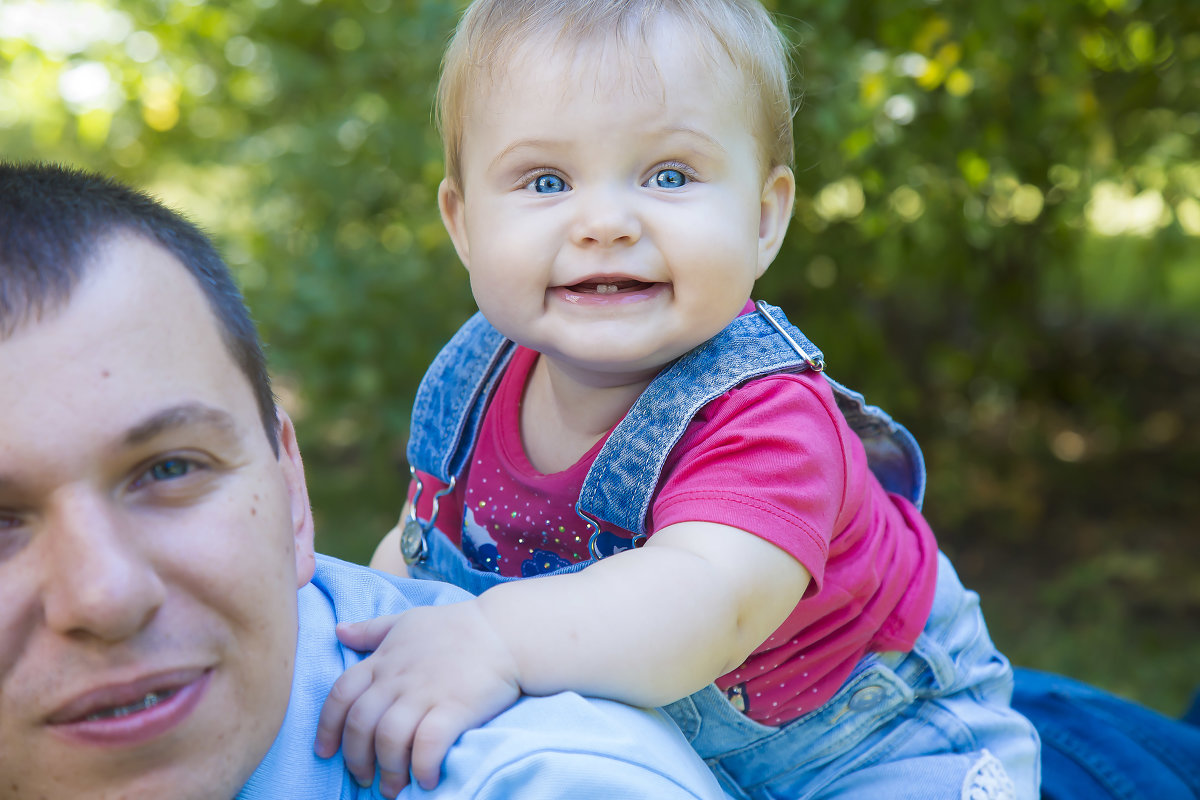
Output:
[649,371,851,592]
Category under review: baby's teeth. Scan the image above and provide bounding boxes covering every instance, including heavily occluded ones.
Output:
[596,283,618,294]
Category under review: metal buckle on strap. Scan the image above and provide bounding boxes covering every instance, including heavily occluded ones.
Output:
[575,505,605,560]
[576,505,645,560]
[756,300,825,372]
[401,468,456,565]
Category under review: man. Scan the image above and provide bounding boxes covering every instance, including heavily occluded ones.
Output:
[0,162,726,799]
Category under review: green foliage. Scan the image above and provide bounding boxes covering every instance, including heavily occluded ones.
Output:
[3,0,1197,713]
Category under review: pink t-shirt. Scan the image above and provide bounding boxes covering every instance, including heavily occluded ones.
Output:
[410,341,938,725]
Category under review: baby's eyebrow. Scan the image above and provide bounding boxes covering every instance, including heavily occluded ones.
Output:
[490,138,562,169]
[123,403,240,447]
[657,125,724,154]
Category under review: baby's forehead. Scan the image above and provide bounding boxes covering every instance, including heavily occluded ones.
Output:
[474,21,749,106]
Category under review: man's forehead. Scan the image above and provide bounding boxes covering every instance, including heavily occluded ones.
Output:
[0,232,252,443]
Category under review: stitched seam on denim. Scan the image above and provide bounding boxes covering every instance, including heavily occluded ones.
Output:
[1034,720,1137,794]
[581,312,813,534]
[1064,694,1200,781]
[708,672,917,789]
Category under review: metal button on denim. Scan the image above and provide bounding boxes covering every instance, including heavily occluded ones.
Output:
[848,685,885,711]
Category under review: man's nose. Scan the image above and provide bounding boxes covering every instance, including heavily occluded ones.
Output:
[41,490,166,641]
[569,186,642,247]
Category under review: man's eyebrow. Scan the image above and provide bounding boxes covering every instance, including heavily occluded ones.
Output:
[123,403,240,447]
[0,405,240,496]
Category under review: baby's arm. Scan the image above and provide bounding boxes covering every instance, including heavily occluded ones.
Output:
[368,503,411,578]
[316,521,808,796]
[481,522,809,704]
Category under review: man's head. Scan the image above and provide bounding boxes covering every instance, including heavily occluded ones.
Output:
[0,163,315,799]
[0,162,278,453]
[435,0,795,191]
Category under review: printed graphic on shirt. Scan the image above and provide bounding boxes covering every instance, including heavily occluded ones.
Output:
[461,459,639,576]
[462,507,502,574]
[521,549,572,577]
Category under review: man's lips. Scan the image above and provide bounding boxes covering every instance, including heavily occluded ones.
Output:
[47,667,208,726]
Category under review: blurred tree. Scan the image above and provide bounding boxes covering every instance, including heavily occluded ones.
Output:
[2,0,1197,713]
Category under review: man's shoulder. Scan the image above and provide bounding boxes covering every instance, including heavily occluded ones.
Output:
[306,553,474,619]
[419,693,725,799]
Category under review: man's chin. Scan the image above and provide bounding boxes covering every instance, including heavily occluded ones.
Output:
[26,705,279,799]
[7,757,253,800]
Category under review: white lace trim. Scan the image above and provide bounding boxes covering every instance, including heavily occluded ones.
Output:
[962,749,1017,800]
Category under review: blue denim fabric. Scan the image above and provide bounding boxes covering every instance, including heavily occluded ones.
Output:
[408,303,924,522]
[663,553,1038,799]
[407,312,515,485]
[404,304,1038,798]
[1012,668,1200,799]
[411,539,1040,798]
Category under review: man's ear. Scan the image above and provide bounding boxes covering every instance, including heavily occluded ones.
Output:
[438,178,471,269]
[756,165,796,279]
[276,408,316,588]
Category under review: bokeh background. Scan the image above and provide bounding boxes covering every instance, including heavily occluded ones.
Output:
[2,0,1197,715]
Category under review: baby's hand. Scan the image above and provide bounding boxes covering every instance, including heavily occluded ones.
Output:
[314,600,522,797]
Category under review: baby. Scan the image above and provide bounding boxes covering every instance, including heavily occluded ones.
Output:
[316,1,1040,798]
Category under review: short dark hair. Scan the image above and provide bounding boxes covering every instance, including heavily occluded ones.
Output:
[0,162,278,454]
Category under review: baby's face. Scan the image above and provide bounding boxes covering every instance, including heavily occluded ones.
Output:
[440,14,795,389]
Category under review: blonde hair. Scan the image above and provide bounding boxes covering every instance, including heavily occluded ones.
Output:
[435,0,796,188]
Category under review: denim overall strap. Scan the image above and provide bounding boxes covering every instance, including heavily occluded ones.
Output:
[407,302,925,550]
[406,312,515,483]
[576,302,821,536]
[577,301,928,536]
[824,375,926,509]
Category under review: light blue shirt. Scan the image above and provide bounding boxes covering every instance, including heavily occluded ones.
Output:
[237,555,725,799]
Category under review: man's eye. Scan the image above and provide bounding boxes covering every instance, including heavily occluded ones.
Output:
[527,173,568,194]
[650,168,689,189]
[0,513,29,560]
[150,459,192,481]
[132,458,199,489]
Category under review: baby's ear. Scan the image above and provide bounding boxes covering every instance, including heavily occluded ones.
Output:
[438,179,471,269]
[756,165,795,278]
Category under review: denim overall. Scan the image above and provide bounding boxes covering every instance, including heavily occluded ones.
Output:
[401,302,1039,799]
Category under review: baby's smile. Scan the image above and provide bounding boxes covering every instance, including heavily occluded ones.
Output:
[564,278,656,295]
[551,277,667,307]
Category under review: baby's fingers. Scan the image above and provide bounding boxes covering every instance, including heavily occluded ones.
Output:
[346,684,428,793]
[410,708,472,790]
[335,614,404,652]
[378,768,410,800]
[315,664,374,758]
[375,709,422,798]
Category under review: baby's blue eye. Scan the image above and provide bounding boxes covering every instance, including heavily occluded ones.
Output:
[652,168,688,189]
[532,174,567,193]
[149,459,192,481]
